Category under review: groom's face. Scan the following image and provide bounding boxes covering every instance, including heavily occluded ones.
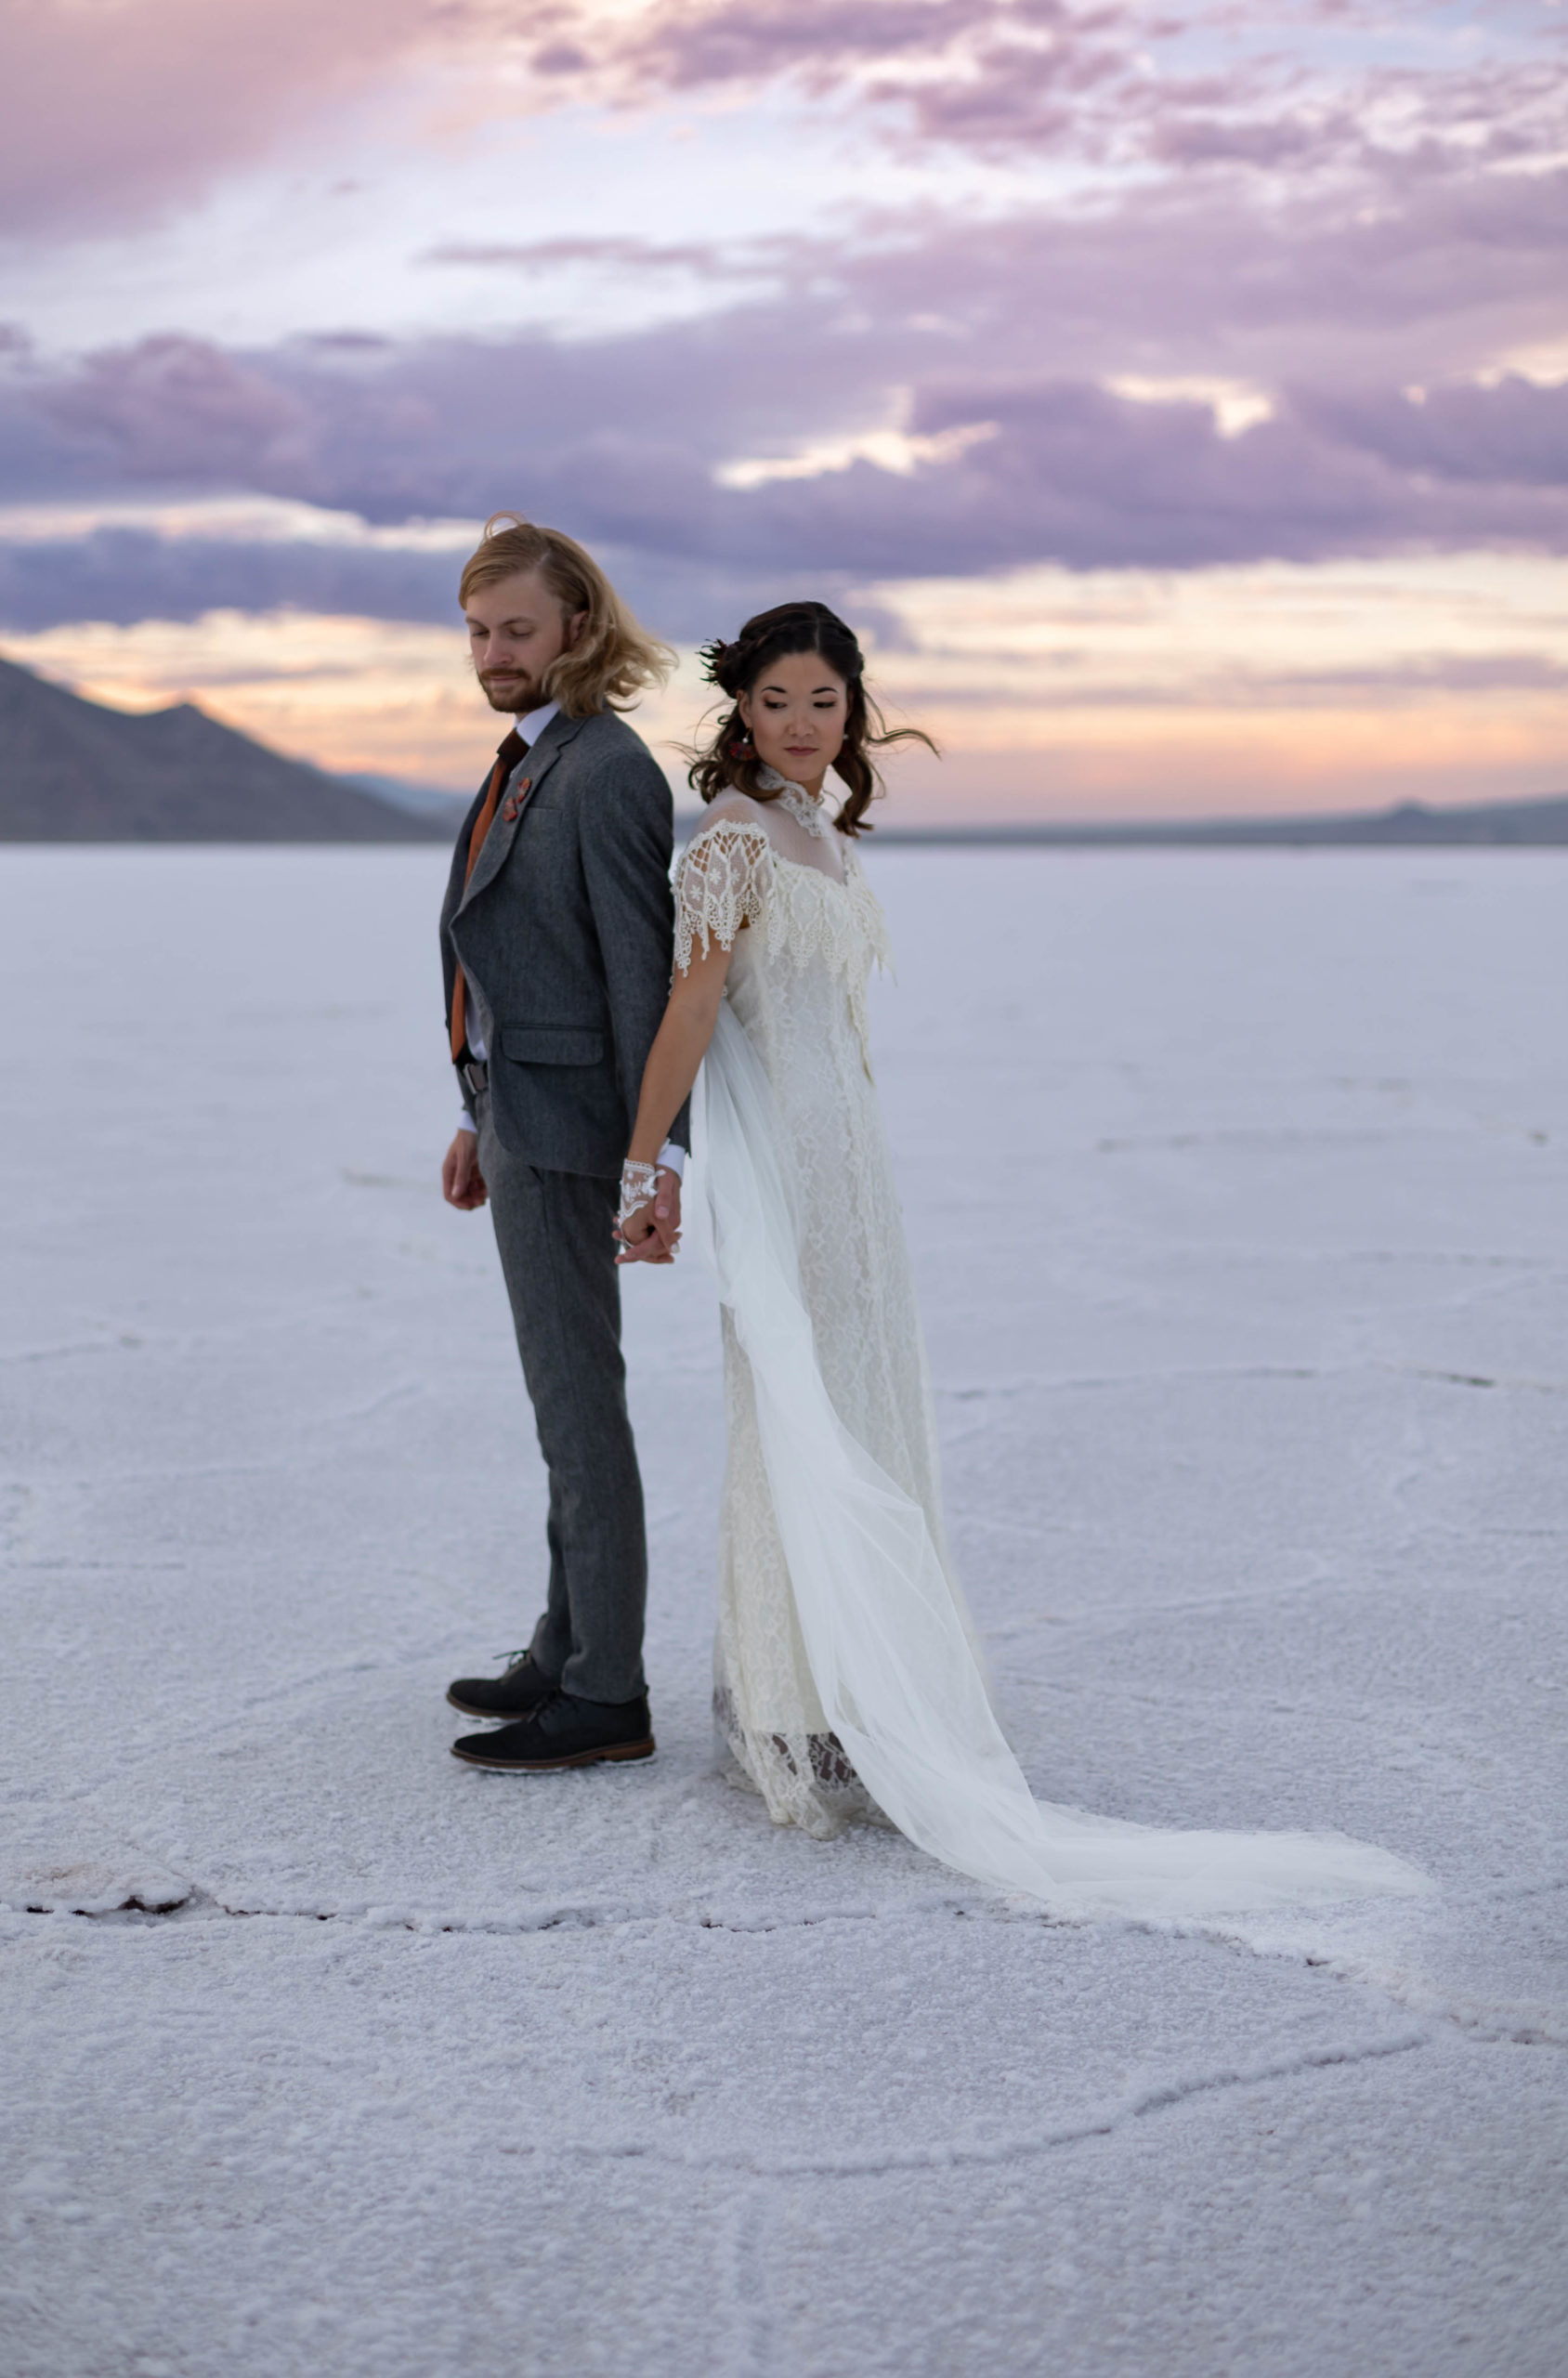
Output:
[464,569,585,715]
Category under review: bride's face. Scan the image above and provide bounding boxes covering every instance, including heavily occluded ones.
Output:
[738,648,848,796]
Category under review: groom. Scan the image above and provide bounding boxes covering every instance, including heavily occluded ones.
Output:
[438,514,686,1773]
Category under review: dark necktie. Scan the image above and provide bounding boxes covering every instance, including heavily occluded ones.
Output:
[450,727,528,1063]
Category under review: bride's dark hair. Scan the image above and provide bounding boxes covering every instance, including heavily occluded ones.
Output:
[687,600,936,836]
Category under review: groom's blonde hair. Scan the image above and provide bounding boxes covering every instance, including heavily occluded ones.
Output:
[459,514,674,718]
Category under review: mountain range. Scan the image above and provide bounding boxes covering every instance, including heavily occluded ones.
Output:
[0,655,447,842]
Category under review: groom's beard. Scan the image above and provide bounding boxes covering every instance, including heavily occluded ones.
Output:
[478,670,544,714]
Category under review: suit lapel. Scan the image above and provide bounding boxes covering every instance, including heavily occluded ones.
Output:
[457,711,585,915]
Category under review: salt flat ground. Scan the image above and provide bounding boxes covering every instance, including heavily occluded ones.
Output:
[2,845,1565,2378]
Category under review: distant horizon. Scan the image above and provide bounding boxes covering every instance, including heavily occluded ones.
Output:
[12,639,1568,837]
[366,772,1568,834]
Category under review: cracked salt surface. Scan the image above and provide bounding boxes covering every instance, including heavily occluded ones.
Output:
[3,847,1566,2377]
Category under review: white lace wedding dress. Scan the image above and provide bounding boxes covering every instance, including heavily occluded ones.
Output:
[677,773,1432,1919]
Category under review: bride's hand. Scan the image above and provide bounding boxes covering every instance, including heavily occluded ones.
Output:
[616,1208,674,1264]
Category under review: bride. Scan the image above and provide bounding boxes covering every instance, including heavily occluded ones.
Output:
[617,601,1431,1920]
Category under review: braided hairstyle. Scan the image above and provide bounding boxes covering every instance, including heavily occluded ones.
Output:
[687,600,935,835]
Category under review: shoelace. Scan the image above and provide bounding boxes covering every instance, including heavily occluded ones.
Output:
[494,1653,562,1720]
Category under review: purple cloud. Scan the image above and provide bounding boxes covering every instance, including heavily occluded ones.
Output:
[39,337,313,484]
[0,528,459,633]
[575,0,1568,193]
[24,132,1561,507]
[4,71,1563,621]
[606,0,1003,90]
[422,237,747,276]
[1300,374,1568,490]
[5,325,1566,640]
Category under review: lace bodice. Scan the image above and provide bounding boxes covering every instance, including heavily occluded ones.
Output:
[673,782,893,1068]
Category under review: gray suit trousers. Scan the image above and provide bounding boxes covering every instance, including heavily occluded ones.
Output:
[477,1092,647,1705]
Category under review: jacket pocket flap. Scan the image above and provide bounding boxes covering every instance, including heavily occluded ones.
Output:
[501,1025,606,1066]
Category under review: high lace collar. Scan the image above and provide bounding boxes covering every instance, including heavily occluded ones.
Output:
[757,763,830,840]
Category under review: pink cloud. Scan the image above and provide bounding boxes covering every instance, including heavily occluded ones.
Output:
[0,0,550,235]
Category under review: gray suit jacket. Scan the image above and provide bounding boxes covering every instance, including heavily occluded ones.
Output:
[439,708,688,1178]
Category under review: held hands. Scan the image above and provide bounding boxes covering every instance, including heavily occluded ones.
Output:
[441,1130,489,1210]
[616,1165,683,1265]
[443,1130,679,1255]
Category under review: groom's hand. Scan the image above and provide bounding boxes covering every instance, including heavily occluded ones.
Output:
[442,1130,489,1210]
[651,1167,682,1257]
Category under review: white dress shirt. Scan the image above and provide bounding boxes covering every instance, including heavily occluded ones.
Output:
[454,699,685,1179]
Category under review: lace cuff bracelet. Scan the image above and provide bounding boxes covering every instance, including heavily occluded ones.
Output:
[618,1159,660,1233]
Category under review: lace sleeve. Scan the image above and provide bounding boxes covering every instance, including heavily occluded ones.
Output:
[673,817,774,974]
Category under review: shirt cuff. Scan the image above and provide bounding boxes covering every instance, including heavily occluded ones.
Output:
[656,1140,686,1179]
[456,1113,477,1134]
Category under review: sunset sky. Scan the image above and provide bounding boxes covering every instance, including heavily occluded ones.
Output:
[2,0,1565,821]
